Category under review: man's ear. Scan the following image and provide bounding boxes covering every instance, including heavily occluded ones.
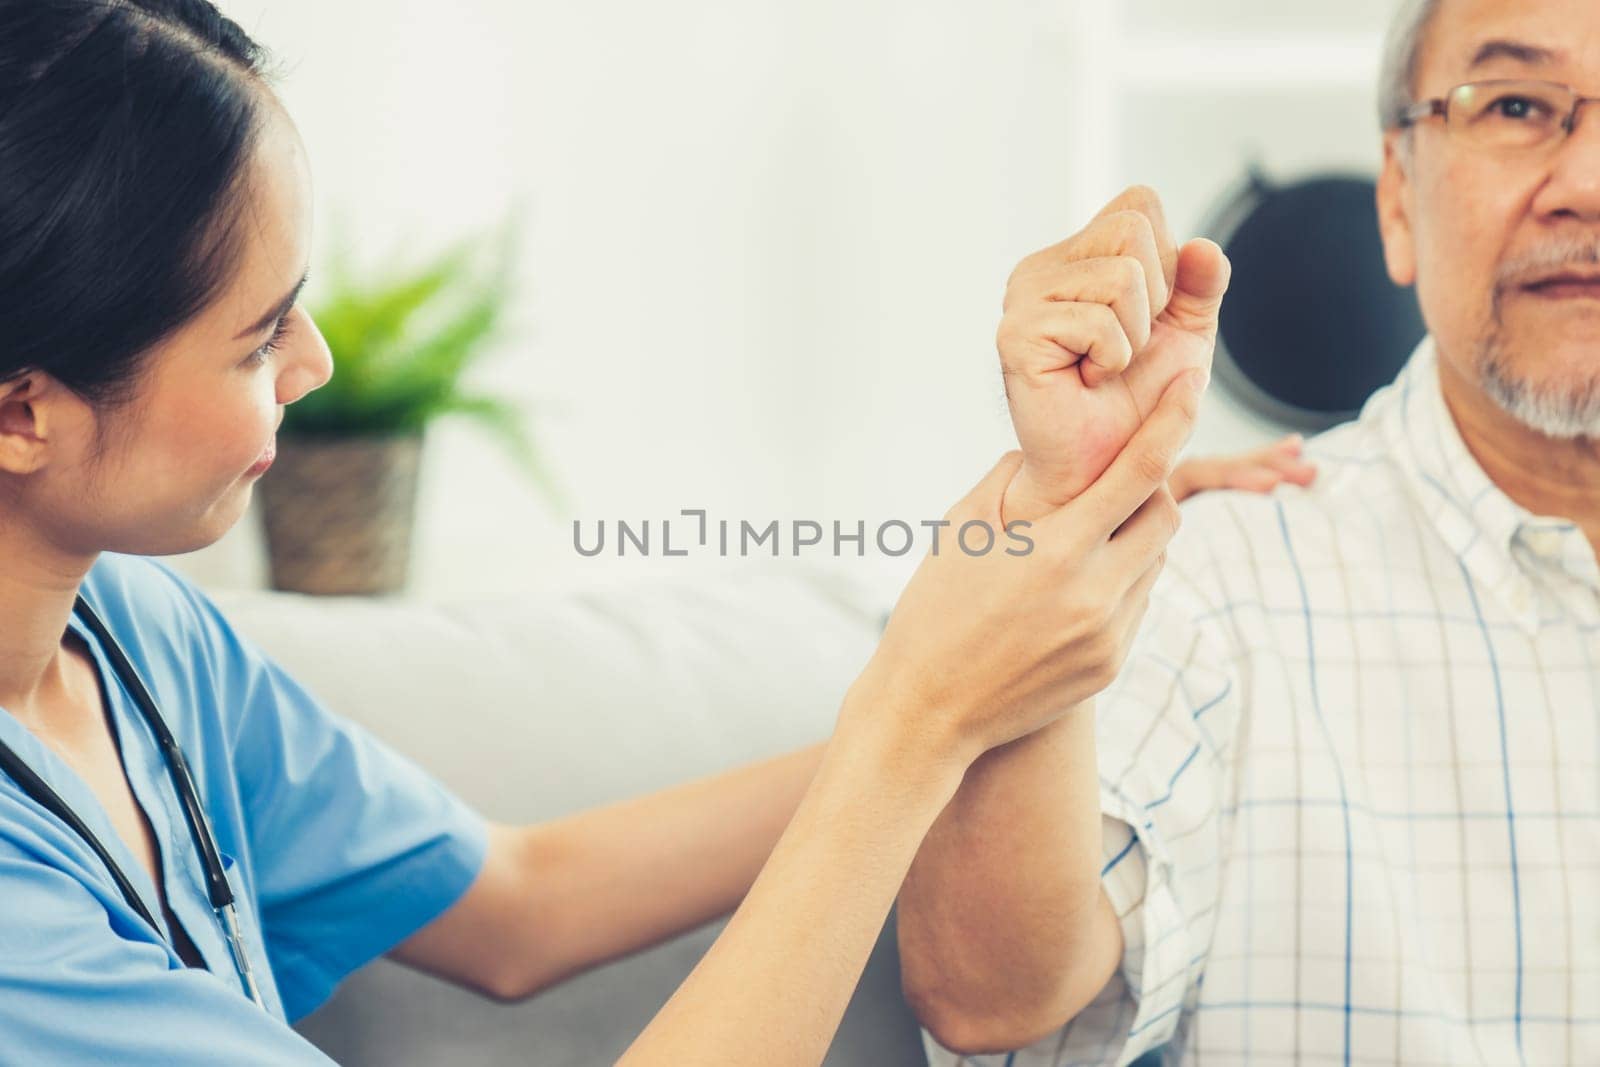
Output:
[0,373,55,475]
[1377,132,1418,288]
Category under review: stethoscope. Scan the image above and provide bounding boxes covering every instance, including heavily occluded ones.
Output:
[0,594,265,1009]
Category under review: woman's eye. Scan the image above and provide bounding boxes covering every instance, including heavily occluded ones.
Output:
[246,315,292,366]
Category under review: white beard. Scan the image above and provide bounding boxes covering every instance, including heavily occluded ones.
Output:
[1479,234,1600,440]
[1477,344,1600,440]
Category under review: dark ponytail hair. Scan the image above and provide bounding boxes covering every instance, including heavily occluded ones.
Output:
[0,0,278,415]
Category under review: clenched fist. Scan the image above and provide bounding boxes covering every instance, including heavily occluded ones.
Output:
[997,185,1232,523]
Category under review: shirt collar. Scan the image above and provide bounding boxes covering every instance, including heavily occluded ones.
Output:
[1372,336,1600,629]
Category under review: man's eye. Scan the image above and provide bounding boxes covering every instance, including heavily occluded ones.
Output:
[1491,96,1547,121]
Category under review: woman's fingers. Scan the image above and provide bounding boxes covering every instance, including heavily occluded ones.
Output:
[1281,463,1318,486]
[1227,467,1290,492]
[1101,550,1166,667]
[1171,434,1320,501]
[1261,436,1318,485]
[1041,367,1207,547]
[1104,485,1180,583]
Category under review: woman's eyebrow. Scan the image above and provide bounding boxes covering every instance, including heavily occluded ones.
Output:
[233,269,310,340]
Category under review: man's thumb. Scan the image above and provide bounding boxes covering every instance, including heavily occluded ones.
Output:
[1159,238,1231,339]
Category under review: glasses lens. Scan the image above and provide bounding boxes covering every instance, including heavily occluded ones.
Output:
[1450,81,1572,148]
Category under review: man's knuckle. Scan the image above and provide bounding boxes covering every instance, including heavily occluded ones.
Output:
[1105,209,1140,233]
[1088,301,1120,333]
[1109,209,1152,248]
[1010,252,1044,281]
[1125,183,1162,211]
[996,318,1024,356]
[1115,255,1146,291]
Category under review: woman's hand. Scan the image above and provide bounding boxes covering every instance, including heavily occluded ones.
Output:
[617,187,1218,1066]
[616,371,1204,1065]
[1170,433,1318,502]
[842,363,1209,779]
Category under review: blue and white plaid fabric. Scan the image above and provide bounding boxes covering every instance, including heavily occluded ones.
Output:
[925,338,1599,1066]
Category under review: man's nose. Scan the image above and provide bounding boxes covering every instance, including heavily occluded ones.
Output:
[1533,99,1600,221]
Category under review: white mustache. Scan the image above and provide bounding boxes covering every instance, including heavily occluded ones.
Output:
[1496,237,1600,288]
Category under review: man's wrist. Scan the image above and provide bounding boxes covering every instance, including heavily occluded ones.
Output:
[958,703,1089,780]
[1003,464,1075,526]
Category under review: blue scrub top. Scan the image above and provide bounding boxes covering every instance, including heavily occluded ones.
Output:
[0,552,490,1063]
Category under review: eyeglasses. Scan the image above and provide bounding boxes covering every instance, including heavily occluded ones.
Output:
[1396,79,1600,152]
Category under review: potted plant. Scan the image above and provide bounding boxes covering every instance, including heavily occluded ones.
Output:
[257,216,553,596]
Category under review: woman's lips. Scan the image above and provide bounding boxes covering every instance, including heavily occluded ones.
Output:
[246,438,276,475]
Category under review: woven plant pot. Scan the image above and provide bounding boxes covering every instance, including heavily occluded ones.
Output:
[256,431,424,596]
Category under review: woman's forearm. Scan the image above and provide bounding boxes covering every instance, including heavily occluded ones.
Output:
[517,741,828,992]
[618,683,963,1066]
[388,742,827,999]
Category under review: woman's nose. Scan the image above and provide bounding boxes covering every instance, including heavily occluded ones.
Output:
[276,315,334,405]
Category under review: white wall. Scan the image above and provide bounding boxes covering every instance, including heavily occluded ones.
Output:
[173,0,1402,599]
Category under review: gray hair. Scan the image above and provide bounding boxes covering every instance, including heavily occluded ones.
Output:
[1378,0,1445,130]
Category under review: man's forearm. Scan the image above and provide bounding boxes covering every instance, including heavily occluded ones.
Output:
[897,703,1122,1054]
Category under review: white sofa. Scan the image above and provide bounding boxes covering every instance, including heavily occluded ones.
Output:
[213,563,931,1066]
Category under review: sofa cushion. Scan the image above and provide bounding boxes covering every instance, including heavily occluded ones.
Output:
[213,563,928,1065]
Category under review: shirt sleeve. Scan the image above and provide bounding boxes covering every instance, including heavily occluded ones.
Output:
[153,561,492,1022]
[0,836,337,1065]
[1051,560,1245,1066]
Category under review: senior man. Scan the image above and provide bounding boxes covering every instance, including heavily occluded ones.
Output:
[897,1,1600,1064]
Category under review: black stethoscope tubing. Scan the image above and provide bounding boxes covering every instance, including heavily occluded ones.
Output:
[0,594,263,1007]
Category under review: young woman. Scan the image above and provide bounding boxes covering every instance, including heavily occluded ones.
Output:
[0,3,1311,1063]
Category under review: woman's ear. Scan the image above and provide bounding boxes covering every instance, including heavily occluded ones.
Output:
[0,373,56,475]
[1377,133,1418,288]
